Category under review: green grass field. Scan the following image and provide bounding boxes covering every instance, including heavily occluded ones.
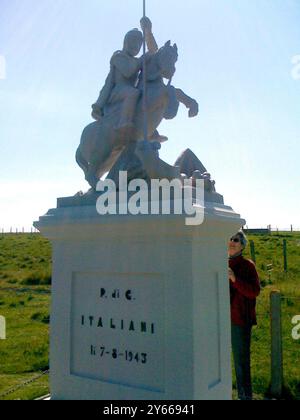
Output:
[0,234,51,400]
[0,232,299,400]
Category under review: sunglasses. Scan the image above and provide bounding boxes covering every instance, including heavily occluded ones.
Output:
[230,237,241,243]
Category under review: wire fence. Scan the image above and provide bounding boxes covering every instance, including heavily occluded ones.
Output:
[270,228,300,233]
[1,226,300,235]
[0,370,49,400]
[244,226,300,234]
[0,227,39,234]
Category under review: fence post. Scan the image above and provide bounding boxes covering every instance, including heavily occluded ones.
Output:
[270,291,283,398]
[250,240,256,264]
[283,240,288,272]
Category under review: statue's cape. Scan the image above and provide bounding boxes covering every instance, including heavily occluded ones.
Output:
[96,67,115,109]
[96,51,126,109]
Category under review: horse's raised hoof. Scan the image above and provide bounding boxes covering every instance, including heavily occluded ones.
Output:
[149,130,168,143]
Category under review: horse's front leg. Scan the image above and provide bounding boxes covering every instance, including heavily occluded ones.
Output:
[175,88,199,118]
[85,163,101,190]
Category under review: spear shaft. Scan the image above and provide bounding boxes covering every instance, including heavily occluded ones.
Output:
[142,0,148,141]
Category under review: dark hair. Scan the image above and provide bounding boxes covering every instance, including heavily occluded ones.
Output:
[236,230,248,249]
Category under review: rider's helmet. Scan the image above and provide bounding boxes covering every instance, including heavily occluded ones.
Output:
[123,29,143,57]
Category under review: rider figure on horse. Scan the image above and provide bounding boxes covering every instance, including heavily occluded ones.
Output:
[92,17,167,142]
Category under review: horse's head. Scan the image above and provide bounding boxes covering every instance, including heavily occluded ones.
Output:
[156,41,178,80]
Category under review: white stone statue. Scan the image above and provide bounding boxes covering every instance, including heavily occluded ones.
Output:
[76,17,199,189]
[91,28,144,130]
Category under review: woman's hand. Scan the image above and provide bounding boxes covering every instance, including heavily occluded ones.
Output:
[229,268,236,283]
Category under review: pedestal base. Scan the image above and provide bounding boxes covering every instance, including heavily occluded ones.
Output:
[35,200,244,400]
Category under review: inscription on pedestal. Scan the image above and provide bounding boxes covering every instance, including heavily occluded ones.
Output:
[70,272,165,392]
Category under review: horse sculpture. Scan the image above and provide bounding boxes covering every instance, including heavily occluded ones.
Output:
[76,41,198,189]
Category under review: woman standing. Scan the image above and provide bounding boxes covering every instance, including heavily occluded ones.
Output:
[228,231,261,400]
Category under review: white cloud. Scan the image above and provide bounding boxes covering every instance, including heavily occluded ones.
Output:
[291,55,300,81]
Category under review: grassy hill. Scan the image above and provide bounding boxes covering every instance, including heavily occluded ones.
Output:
[0,232,299,400]
[0,234,51,400]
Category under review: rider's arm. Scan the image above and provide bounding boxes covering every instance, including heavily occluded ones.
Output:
[141,17,158,54]
[145,31,158,54]
[111,53,140,79]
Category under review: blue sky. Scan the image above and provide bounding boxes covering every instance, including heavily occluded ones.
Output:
[0,0,300,229]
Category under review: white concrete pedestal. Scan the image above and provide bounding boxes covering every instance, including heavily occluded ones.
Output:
[35,200,244,400]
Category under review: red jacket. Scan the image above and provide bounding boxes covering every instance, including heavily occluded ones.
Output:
[229,256,261,327]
